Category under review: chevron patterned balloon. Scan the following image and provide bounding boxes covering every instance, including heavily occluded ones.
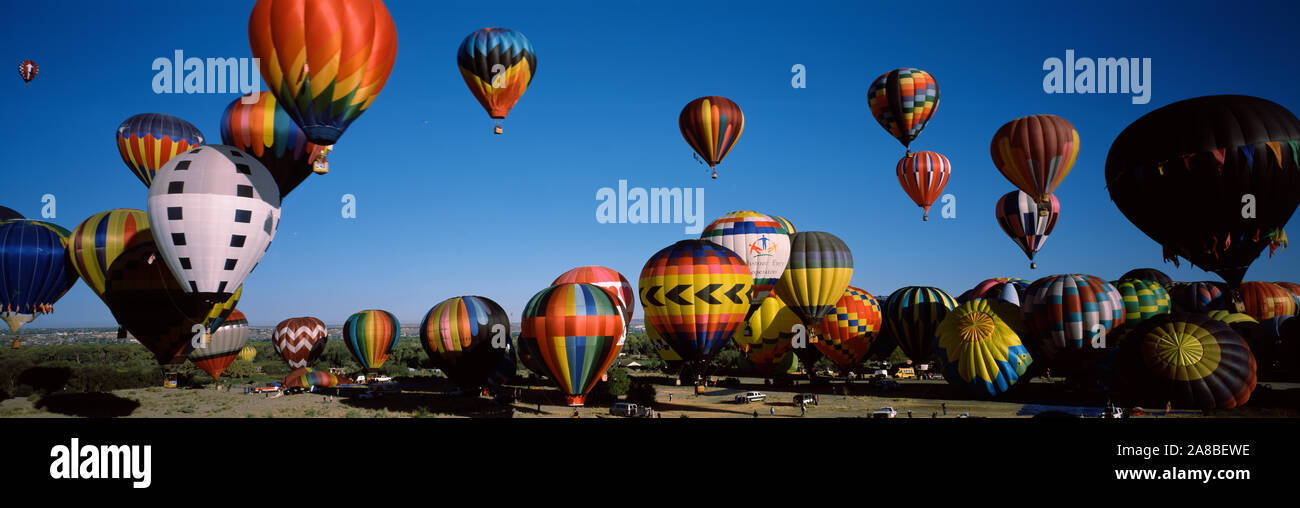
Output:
[639,239,753,364]
[274,316,329,369]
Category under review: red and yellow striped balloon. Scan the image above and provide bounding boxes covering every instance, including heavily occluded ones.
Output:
[896,151,951,221]
[1238,281,1297,320]
[679,96,745,179]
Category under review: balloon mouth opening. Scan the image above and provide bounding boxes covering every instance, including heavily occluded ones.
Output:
[565,395,586,406]
[301,126,342,145]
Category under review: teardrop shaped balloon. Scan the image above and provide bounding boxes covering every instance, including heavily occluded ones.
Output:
[189,309,250,381]
[552,266,635,327]
[248,0,398,145]
[639,240,754,365]
[274,316,329,369]
[147,145,281,308]
[1118,313,1256,409]
[19,60,37,84]
[701,211,791,309]
[520,283,625,406]
[69,209,151,306]
[815,286,882,371]
[457,27,537,131]
[238,344,258,362]
[1105,95,1300,289]
[679,96,745,179]
[733,294,801,377]
[936,299,1032,397]
[884,286,958,363]
[1237,281,1297,321]
[867,68,939,150]
[0,220,78,334]
[219,91,327,198]
[773,232,854,326]
[995,190,1060,269]
[896,151,951,220]
[1020,274,1125,371]
[343,309,400,370]
[116,113,205,188]
[990,114,1079,210]
[418,296,511,389]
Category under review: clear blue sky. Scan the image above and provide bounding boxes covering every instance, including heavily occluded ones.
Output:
[4,0,1299,327]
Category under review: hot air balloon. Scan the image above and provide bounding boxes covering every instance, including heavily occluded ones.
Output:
[1020,274,1125,371]
[815,287,882,372]
[1274,281,1300,309]
[643,319,684,371]
[283,367,345,389]
[771,215,797,234]
[867,68,939,152]
[1117,313,1257,409]
[679,96,745,179]
[958,278,1029,306]
[18,60,36,85]
[990,114,1078,216]
[274,317,329,368]
[552,266,635,327]
[1105,95,1300,294]
[0,220,78,340]
[248,0,397,145]
[639,240,753,374]
[896,151,951,220]
[189,309,251,382]
[0,207,21,221]
[457,28,537,135]
[773,232,854,327]
[514,333,549,379]
[1121,268,1173,289]
[219,91,329,198]
[1167,281,1226,313]
[701,211,791,309]
[935,299,1033,397]
[883,286,958,363]
[733,294,801,377]
[1237,281,1297,321]
[147,145,280,310]
[419,296,511,389]
[343,310,400,370]
[1110,279,1171,326]
[238,344,258,362]
[995,190,1060,269]
[116,113,205,189]
[102,236,242,367]
[520,283,625,406]
[69,210,151,310]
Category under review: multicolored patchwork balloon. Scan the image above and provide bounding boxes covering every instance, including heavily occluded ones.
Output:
[1110,279,1171,326]
[896,151,951,221]
[1118,313,1257,409]
[1021,274,1125,369]
[189,309,250,381]
[936,299,1033,397]
[995,190,1060,269]
[419,296,511,389]
[733,294,800,377]
[639,239,753,363]
[116,113,205,189]
[552,266,635,327]
[884,286,958,363]
[679,96,745,179]
[343,309,400,370]
[520,283,625,406]
[701,211,791,309]
[457,27,537,133]
[815,287,882,371]
[867,68,939,151]
[274,316,328,369]
[1237,281,1296,320]
[248,0,398,145]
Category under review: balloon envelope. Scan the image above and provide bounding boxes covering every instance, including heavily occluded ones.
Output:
[936,299,1033,397]
[0,220,78,333]
[990,114,1079,205]
[219,91,326,198]
[1118,313,1257,409]
[995,190,1059,268]
[679,96,745,178]
[815,287,882,371]
[343,310,400,370]
[884,286,958,363]
[189,309,250,381]
[520,283,625,406]
[419,296,511,389]
[639,239,753,364]
[896,151,951,220]
[117,113,205,188]
[733,294,801,377]
[867,68,939,149]
[701,211,791,308]
[773,232,854,326]
[274,317,329,369]
[69,209,151,305]
[457,28,537,121]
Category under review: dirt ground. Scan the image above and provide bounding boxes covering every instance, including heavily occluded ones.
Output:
[2,376,1295,418]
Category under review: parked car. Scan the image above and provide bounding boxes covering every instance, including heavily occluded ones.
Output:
[793,393,818,406]
[735,391,767,403]
[872,406,898,418]
[610,402,654,417]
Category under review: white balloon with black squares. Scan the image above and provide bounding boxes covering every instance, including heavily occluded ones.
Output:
[147,145,281,301]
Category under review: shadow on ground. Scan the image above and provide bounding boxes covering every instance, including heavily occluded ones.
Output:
[337,392,517,418]
[35,392,140,418]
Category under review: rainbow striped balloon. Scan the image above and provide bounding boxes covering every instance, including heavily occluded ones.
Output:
[343,310,400,370]
[520,283,625,406]
[69,209,150,302]
[679,96,745,179]
[419,296,510,388]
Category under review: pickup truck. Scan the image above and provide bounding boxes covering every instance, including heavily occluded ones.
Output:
[872,406,898,418]
[734,391,767,403]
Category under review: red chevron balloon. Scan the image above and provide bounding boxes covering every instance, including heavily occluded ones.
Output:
[274,316,329,369]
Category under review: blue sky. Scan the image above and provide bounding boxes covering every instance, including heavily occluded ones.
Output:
[4,0,1299,327]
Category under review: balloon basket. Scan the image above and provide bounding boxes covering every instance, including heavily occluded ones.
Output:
[163,373,179,389]
[565,395,586,406]
[10,338,20,350]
